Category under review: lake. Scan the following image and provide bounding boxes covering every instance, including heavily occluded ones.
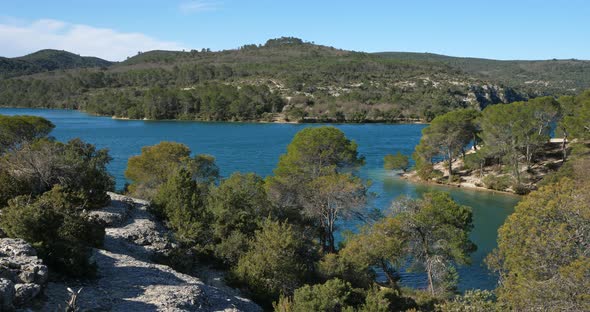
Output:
[0,108,519,291]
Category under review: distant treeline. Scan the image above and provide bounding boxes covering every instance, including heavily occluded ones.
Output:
[86,84,285,121]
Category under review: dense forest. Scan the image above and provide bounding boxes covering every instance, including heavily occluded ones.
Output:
[1,37,589,122]
[0,97,588,310]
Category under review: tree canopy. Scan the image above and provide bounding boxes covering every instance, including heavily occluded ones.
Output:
[384,152,410,172]
[267,126,367,252]
[125,141,218,199]
[488,177,590,311]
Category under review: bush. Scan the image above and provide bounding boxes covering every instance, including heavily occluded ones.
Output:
[0,138,114,208]
[233,219,309,305]
[0,169,31,208]
[436,290,496,312]
[0,186,105,277]
[463,153,484,171]
[511,183,531,195]
[125,141,192,198]
[384,152,409,172]
[153,168,212,248]
[208,173,273,242]
[415,158,435,180]
[125,142,218,199]
[482,175,514,191]
[0,115,54,153]
[275,278,357,312]
[360,286,400,312]
[213,231,250,267]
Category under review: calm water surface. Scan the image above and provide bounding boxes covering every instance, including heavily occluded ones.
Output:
[0,108,520,291]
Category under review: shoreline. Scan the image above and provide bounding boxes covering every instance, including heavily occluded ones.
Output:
[399,171,522,197]
[0,106,428,125]
[110,114,428,125]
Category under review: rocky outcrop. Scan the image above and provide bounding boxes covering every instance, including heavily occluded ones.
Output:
[0,238,48,310]
[42,193,261,312]
[467,84,528,109]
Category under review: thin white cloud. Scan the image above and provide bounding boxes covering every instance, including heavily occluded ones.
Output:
[0,18,187,61]
[179,1,220,13]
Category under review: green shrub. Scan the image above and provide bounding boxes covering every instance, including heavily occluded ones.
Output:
[0,186,105,277]
[233,219,309,305]
[208,173,273,242]
[436,290,496,312]
[0,169,31,208]
[0,138,114,208]
[384,152,409,172]
[213,231,250,267]
[415,158,435,180]
[153,168,212,248]
[512,183,531,195]
[275,278,357,312]
[463,153,484,171]
[360,286,400,312]
[482,175,514,191]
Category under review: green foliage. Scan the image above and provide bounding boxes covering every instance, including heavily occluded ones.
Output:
[0,186,105,277]
[270,126,363,181]
[394,192,476,296]
[436,290,496,312]
[360,286,401,312]
[0,49,112,79]
[561,90,590,140]
[488,177,590,311]
[267,126,366,252]
[0,114,54,152]
[479,97,558,182]
[320,217,406,289]
[377,52,590,94]
[463,151,485,171]
[0,138,114,208]
[481,175,514,191]
[275,278,356,312]
[383,152,409,172]
[125,141,192,197]
[413,151,436,180]
[265,37,304,47]
[207,172,274,265]
[417,109,480,182]
[233,219,310,304]
[125,141,218,199]
[153,168,212,247]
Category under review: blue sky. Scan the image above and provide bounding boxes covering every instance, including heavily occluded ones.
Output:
[0,0,588,61]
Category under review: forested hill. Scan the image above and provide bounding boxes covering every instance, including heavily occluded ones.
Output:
[375,52,590,94]
[1,37,589,122]
[0,49,112,79]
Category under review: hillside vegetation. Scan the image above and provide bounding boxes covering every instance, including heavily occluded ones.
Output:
[0,49,112,79]
[1,37,589,122]
[376,52,590,94]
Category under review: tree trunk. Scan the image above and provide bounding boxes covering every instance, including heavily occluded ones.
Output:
[448,154,453,184]
[562,135,567,162]
[328,231,335,253]
[426,260,435,296]
[479,161,484,179]
[526,144,532,170]
[380,260,400,291]
[514,155,521,184]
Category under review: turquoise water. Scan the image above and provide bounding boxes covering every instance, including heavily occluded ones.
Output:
[0,108,519,291]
